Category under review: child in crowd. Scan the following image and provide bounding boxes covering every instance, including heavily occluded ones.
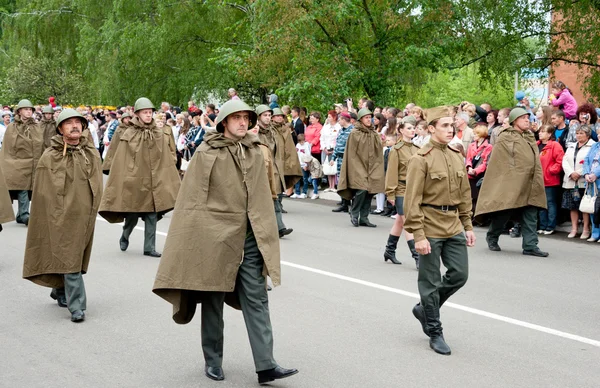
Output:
[412,119,429,147]
[292,134,312,199]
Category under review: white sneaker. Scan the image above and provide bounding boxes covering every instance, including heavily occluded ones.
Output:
[537,230,544,234]
[543,230,554,235]
[391,214,398,219]
[323,188,331,193]
[290,194,299,199]
[311,194,319,200]
[299,193,307,199]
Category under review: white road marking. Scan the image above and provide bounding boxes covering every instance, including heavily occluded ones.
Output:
[96,217,600,348]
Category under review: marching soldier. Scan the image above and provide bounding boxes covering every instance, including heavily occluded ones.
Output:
[404,106,476,355]
[153,100,298,385]
[22,109,103,322]
[41,105,57,148]
[0,99,45,226]
[99,97,180,257]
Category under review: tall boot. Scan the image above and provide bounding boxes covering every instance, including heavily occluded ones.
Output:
[424,305,451,355]
[383,234,402,264]
[332,199,349,213]
[407,239,419,269]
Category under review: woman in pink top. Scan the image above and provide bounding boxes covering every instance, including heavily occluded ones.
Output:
[305,111,323,162]
[550,81,578,119]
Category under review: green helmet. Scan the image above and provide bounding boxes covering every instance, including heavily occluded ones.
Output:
[215,100,257,133]
[42,105,54,114]
[134,97,155,112]
[56,108,88,133]
[255,104,272,116]
[509,107,529,124]
[121,112,132,119]
[15,99,34,113]
[272,107,285,117]
[357,107,373,120]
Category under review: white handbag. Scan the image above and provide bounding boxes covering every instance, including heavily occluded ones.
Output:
[579,183,597,214]
[322,156,337,176]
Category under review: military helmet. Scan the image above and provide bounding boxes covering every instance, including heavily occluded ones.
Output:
[357,107,373,120]
[15,99,34,113]
[255,104,272,116]
[215,100,257,133]
[56,108,88,133]
[121,112,132,119]
[134,97,155,112]
[272,107,285,117]
[509,107,529,124]
[42,105,54,114]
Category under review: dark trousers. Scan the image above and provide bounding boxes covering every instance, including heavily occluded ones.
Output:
[122,212,158,252]
[539,186,559,231]
[418,234,469,309]
[201,231,277,372]
[274,194,286,231]
[350,190,374,222]
[52,272,86,313]
[487,206,539,250]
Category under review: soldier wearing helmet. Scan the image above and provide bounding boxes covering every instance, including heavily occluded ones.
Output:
[41,105,56,148]
[153,99,298,385]
[22,109,103,323]
[99,97,180,257]
[337,107,385,227]
[0,99,45,226]
[476,107,548,257]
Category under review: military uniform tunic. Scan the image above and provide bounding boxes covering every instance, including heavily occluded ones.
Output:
[385,140,419,202]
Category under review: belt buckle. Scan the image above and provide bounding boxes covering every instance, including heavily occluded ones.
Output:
[440,205,449,212]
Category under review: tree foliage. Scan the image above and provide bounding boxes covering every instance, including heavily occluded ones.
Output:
[0,0,598,108]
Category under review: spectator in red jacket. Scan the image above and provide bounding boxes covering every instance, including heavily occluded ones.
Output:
[537,125,565,234]
[305,111,323,162]
[465,123,493,224]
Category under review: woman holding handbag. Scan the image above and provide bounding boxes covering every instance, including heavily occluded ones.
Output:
[582,137,600,241]
[562,125,595,239]
[320,110,340,192]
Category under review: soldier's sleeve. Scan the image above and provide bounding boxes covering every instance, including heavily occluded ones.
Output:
[385,149,399,202]
[457,165,473,232]
[403,156,427,242]
[260,145,277,199]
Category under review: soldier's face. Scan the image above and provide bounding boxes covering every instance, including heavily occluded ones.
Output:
[43,113,53,120]
[222,112,250,140]
[272,115,285,124]
[429,117,454,144]
[123,117,131,125]
[259,111,272,126]
[513,115,530,132]
[360,115,372,127]
[137,109,154,124]
[59,118,83,143]
[19,108,33,119]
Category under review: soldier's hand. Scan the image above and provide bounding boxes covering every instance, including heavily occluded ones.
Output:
[415,239,431,255]
[466,231,476,247]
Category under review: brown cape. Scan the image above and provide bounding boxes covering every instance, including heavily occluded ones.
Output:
[41,118,57,149]
[337,123,385,200]
[101,119,131,175]
[0,163,15,224]
[272,122,302,190]
[152,131,280,324]
[0,115,45,192]
[22,135,103,288]
[98,117,180,223]
[475,127,546,216]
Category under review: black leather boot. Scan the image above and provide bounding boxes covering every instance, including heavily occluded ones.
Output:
[383,234,402,264]
[412,303,429,337]
[407,239,419,269]
[332,199,349,213]
[424,305,451,355]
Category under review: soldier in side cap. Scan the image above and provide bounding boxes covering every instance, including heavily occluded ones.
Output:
[0,99,45,226]
[403,106,476,356]
[475,107,548,257]
[337,107,385,227]
[153,99,298,385]
[22,109,103,322]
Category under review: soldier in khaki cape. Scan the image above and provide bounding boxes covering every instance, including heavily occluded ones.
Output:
[338,107,385,227]
[0,99,45,226]
[383,117,421,267]
[0,163,15,231]
[403,106,476,356]
[40,105,57,148]
[475,107,549,257]
[22,109,103,323]
[99,97,180,257]
[153,100,298,385]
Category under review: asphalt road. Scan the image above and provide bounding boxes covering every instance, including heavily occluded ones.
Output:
[1,198,599,388]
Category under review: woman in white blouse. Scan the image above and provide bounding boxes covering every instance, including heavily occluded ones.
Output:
[319,110,341,192]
